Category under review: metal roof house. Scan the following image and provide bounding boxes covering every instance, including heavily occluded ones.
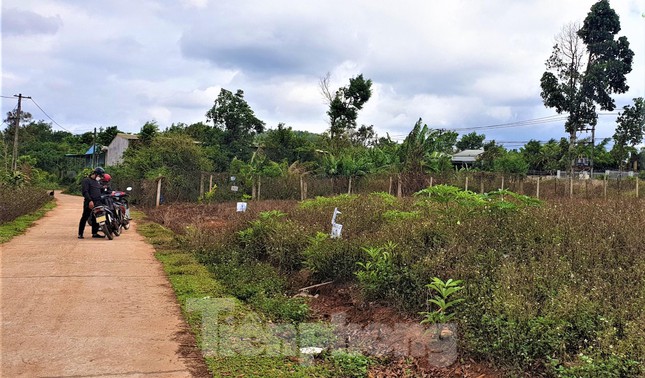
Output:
[451,149,484,168]
[106,133,139,166]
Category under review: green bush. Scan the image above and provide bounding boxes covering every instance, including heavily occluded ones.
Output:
[326,350,370,378]
[354,243,396,301]
[549,354,641,378]
[302,232,364,281]
[149,190,645,376]
[0,185,52,224]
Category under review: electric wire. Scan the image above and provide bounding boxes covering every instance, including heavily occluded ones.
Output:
[29,98,72,133]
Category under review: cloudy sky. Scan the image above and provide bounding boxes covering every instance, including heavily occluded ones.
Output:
[2,0,644,148]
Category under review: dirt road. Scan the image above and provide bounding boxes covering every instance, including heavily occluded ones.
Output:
[1,193,208,377]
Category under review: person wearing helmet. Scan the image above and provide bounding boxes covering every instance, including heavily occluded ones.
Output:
[100,173,113,194]
[78,167,105,239]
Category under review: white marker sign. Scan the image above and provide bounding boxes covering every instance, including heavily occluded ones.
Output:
[330,207,343,238]
[236,202,247,212]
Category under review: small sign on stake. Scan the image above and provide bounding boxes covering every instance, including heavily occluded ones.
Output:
[236,202,247,212]
[231,185,239,192]
[331,223,343,238]
[330,207,343,239]
[230,176,236,182]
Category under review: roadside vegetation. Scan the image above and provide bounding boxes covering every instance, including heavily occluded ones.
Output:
[0,199,56,243]
[136,211,387,377]
[146,187,645,377]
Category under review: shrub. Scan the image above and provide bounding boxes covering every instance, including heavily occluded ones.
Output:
[354,243,397,301]
[302,232,364,281]
[0,185,52,224]
[326,350,370,378]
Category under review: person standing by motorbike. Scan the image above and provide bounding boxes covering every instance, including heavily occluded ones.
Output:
[78,167,105,239]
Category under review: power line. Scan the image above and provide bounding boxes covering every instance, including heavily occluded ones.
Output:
[29,97,72,133]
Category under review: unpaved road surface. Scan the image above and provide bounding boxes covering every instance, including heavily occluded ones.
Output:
[1,193,208,377]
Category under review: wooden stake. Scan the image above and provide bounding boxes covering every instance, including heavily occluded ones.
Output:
[199,173,204,198]
[604,175,607,200]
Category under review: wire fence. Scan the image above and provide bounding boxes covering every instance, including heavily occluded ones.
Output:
[110,171,642,207]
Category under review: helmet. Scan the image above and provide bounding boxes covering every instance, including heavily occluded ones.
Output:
[93,167,105,176]
[102,173,112,183]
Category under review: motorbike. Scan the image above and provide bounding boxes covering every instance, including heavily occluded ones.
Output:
[108,187,132,232]
[91,201,118,240]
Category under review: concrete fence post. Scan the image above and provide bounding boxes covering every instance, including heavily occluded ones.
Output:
[156,178,162,207]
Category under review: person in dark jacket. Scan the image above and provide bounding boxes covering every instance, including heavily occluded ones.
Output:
[78,167,105,239]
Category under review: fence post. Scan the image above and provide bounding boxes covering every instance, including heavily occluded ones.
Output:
[156,177,162,207]
[257,176,261,201]
[501,175,505,191]
[465,175,469,191]
[397,174,402,198]
[199,173,204,198]
[569,175,573,199]
[388,176,393,195]
[536,176,540,199]
[554,177,557,198]
[209,174,213,191]
[636,177,639,198]
[430,176,433,188]
[480,173,484,193]
[604,175,608,200]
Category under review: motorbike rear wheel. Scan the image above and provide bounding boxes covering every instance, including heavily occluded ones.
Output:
[102,224,114,240]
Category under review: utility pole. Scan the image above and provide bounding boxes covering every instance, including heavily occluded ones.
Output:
[11,93,31,171]
[92,127,97,168]
[590,125,595,177]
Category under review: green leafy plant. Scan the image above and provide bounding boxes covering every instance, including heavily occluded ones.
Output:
[382,210,420,222]
[197,184,218,204]
[327,350,371,378]
[419,277,464,324]
[355,242,397,301]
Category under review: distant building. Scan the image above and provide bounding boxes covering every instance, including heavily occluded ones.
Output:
[106,133,139,166]
[451,149,484,168]
[64,145,106,178]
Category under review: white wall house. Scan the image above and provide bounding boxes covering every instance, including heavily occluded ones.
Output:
[451,149,484,168]
[106,133,138,166]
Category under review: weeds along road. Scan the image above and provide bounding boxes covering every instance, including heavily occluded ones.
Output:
[0,192,208,377]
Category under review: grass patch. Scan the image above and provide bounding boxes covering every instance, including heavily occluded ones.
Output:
[0,200,56,244]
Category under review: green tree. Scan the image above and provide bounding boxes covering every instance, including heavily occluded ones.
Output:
[612,97,645,170]
[206,88,265,161]
[97,126,121,146]
[478,141,506,171]
[493,150,529,176]
[258,123,317,164]
[541,139,566,173]
[399,119,457,173]
[520,140,543,171]
[350,124,377,147]
[327,74,372,145]
[540,1,634,173]
[119,134,212,202]
[139,121,159,146]
[338,151,373,194]
[455,132,486,151]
